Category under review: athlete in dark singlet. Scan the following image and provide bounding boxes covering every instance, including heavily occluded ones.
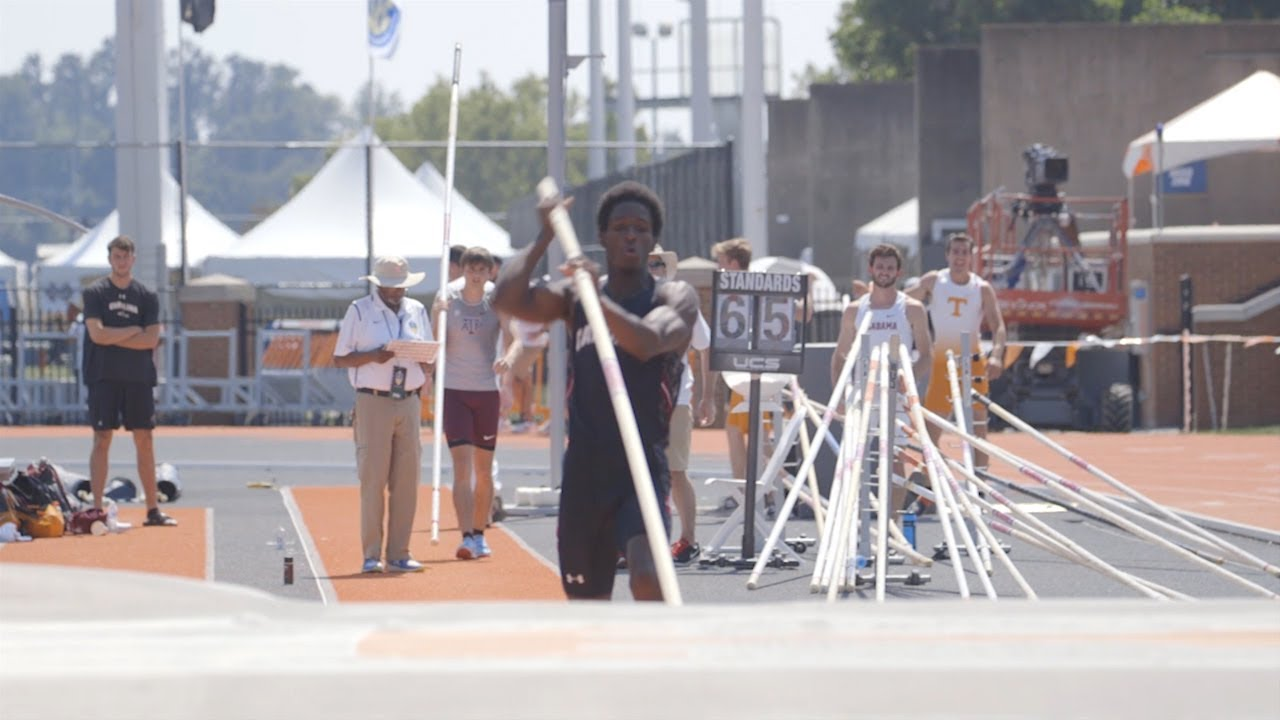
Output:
[493,181,699,601]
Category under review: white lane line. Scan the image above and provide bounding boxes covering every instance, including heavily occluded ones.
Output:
[496,524,560,578]
[281,487,335,606]
[205,507,215,582]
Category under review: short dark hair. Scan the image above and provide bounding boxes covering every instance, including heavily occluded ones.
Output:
[107,235,135,255]
[596,181,664,238]
[460,246,494,269]
[868,243,903,269]
[449,244,466,265]
[946,232,974,252]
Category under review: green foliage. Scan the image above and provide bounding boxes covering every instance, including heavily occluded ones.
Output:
[0,40,351,262]
[826,0,1275,82]
[377,72,595,219]
[1130,0,1221,22]
[173,49,347,232]
[0,44,117,261]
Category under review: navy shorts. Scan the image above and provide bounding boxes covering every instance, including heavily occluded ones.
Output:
[88,382,156,431]
[557,446,671,598]
[443,389,500,450]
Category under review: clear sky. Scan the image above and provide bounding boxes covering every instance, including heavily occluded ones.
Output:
[0,0,845,140]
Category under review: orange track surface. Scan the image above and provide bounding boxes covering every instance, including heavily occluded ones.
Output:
[291,486,564,603]
[0,507,207,579]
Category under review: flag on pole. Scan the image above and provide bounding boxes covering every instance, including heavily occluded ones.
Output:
[368,0,402,59]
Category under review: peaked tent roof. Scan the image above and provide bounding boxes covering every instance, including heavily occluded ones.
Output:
[202,129,513,290]
[854,197,918,255]
[414,161,510,252]
[1122,70,1280,178]
[35,174,239,308]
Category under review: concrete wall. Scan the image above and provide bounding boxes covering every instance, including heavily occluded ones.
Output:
[916,45,982,275]
[980,22,1280,229]
[767,82,916,291]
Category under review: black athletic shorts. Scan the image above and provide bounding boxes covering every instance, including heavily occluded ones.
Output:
[557,446,671,598]
[88,382,156,431]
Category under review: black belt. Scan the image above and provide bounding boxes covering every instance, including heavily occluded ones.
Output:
[357,387,421,398]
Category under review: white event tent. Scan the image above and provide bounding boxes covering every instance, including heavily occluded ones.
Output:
[748,255,843,313]
[854,197,918,258]
[35,174,240,310]
[1,247,27,314]
[1122,70,1280,179]
[202,130,513,291]
[414,161,510,252]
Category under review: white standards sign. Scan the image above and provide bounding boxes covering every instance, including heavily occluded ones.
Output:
[709,270,808,374]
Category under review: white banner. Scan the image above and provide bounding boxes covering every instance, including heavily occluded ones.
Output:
[367,0,402,59]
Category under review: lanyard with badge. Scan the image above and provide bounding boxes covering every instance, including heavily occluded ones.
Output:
[385,306,407,399]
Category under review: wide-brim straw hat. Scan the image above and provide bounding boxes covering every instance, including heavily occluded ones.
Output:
[362,255,425,288]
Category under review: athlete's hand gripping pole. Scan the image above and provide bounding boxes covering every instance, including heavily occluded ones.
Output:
[536,177,682,606]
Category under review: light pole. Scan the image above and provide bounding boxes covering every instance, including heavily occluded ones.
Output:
[632,21,672,157]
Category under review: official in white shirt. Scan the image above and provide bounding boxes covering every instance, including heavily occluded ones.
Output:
[334,256,434,574]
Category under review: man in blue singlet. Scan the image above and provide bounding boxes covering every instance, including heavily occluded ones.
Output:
[493,181,699,601]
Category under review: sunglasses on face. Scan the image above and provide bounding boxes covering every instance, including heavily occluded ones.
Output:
[648,260,666,271]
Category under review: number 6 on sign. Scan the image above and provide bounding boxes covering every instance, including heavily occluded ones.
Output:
[716,293,753,350]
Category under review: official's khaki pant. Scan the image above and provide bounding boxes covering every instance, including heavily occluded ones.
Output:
[354,392,422,562]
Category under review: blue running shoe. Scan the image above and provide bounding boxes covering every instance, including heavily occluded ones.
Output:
[388,558,425,573]
[361,558,385,574]
[456,535,477,560]
[474,534,492,558]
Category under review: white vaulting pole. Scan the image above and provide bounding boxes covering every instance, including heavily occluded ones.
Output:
[924,407,1279,600]
[536,178,682,605]
[430,44,462,545]
[976,391,1280,578]
[873,344,893,601]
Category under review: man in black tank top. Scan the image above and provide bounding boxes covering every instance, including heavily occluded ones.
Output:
[494,181,699,601]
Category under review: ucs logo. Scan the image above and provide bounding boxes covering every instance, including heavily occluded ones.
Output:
[731,356,781,371]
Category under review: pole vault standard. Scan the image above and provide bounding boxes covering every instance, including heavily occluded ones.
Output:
[535,178,682,605]
[429,45,462,545]
[744,312,870,590]
[975,391,1280,579]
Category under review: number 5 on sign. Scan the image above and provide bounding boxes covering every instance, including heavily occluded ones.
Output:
[716,293,753,350]
[757,296,795,349]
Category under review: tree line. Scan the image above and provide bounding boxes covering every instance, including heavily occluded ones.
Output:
[0,40,612,265]
[4,1,1274,263]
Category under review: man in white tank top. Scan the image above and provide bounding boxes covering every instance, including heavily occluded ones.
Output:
[907,232,1007,470]
[832,244,932,515]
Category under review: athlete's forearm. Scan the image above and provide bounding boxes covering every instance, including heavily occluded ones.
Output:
[116,325,160,350]
[87,324,141,346]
